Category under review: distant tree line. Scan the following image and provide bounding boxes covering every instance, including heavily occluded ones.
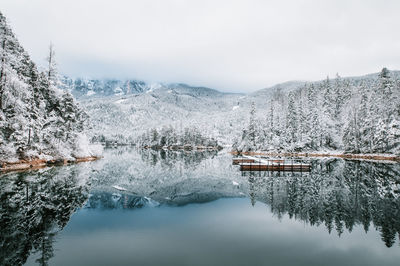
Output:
[137,126,221,150]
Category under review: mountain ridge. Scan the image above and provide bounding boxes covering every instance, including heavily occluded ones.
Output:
[62,70,400,100]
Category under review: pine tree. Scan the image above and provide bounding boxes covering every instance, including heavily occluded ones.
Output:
[343,105,360,153]
[0,14,11,111]
[322,76,334,118]
[263,100,275,148]
[333,74,344,119]
[60,91,77,142]
[248,101,257,150]
[46,43,57,86]
[371,68,393,152]
[306,84,321,149]
[286,92,298,146]
[297,97,307,145]
[357,89,372,153]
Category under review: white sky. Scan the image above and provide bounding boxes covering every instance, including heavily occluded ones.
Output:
[1,0,400,92]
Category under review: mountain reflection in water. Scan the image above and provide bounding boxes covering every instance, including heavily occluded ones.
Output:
[0,148,399,265]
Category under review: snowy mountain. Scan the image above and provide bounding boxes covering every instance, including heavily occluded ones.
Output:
[61,77,236,100]
[64,80,250,145]
[59,77,153,99]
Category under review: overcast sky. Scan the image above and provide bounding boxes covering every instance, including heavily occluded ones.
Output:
[1,0,400,92]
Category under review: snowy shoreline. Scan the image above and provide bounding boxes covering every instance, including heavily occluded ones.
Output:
[231,151,400,162]
[0,156,101,174]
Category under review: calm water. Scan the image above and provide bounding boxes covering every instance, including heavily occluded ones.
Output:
[1,148,400,266]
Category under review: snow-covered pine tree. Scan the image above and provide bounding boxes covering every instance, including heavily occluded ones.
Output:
[322,76,334,118]
[235,101,258,152]
[262,99,275,149]
[0,23,7,111]
[46,43,57,86]
[357,88,373,153]
[297,96,307,147]
[377,68,400,153]
[248,101,257,149]
[286,92,298,147]
[371,68,393,152]
[306,84,322,149]
[343,103,360,153]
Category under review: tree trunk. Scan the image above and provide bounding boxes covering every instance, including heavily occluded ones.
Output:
[0,38,6,110]
[28,128,31,145]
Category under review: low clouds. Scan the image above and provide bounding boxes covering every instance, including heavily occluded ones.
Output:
[1,0,400,92]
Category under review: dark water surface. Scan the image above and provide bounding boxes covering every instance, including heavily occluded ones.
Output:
[1,148,400,266]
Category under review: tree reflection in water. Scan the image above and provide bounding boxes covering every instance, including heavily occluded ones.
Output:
[243,158,400,247]
[139,148,219,169]
[0,167,90,266]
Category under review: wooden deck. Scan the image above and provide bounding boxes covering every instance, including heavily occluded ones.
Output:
[232,158,286,165]
[232,158,256,165]
[233,155,311,172]
[239,163,311,172]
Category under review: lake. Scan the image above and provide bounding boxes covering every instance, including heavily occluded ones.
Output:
[1,148,400,266]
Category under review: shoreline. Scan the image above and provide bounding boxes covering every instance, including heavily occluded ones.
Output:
[0,156,101,174]
[230,151,400,162]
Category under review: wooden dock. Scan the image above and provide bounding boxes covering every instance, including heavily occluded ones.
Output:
[234,156,311,172]
[239,163,311,172]
[232,158,256,165]
[232,158,285,165]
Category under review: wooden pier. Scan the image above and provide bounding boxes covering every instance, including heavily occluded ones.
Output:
[232,158,256,165]
[233,156,311,172]
[232,158,286,165]
[239,163,311,172]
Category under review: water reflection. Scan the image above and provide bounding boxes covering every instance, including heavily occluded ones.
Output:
[0,149,228,265]
[0,167,90,266]
[85,191,159,210]
[91,148,241,206]
[139,148,219,169]
[244,158,400,247]
[0,150,399,266]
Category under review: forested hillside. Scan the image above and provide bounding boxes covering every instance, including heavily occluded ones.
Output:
[235,69,400,154]
[76,83,245,146]
[0,12,99,162]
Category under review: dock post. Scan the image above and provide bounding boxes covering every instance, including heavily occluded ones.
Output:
[291,159,293,172]
[300,161,303,176]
